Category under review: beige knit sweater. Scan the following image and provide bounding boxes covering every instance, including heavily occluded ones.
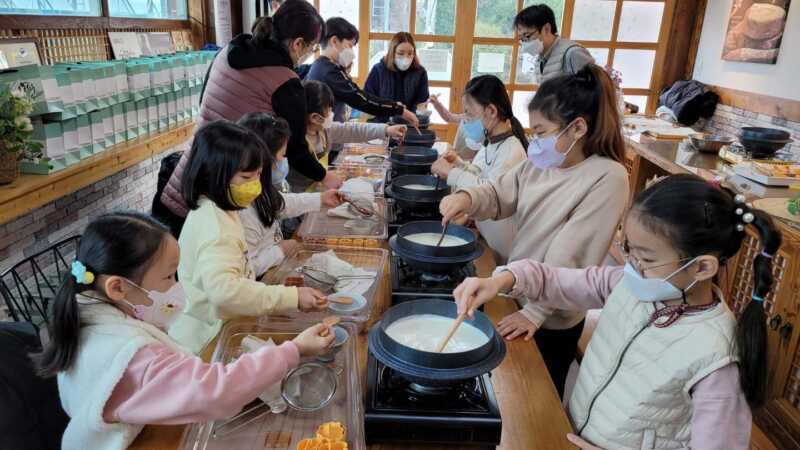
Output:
[461,155,630,330]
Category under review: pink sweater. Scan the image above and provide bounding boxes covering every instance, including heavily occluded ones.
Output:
[103,341,299,424]
[503,261,751,450]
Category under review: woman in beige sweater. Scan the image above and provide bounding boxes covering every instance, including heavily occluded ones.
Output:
[440,64,630,398]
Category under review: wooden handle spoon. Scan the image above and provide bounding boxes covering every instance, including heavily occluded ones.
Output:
[435,312,466,353]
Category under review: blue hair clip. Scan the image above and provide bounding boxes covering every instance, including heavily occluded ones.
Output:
[751,294,764,303]
[71,261,95,284]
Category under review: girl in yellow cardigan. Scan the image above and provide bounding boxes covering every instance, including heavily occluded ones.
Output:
[169,121,328,353]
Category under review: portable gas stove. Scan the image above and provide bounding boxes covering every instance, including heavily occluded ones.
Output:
[386,198,442,237]
[390,254,475,304]
[364,353,502,448]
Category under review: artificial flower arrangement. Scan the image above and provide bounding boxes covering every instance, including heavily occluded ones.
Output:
[0,85,44,184]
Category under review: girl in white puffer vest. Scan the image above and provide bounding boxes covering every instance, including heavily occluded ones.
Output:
[453,174,781,450]
[31,212,335,450]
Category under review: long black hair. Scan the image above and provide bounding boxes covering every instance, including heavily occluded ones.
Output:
[464,75,528,148]
[529,64,624,163]
[632,174,781,409]
[303,80,335,117]
[237,113,288,227]
[181,120,266,212]
[251,0,324,50]
[32,212,170,377]
[322,17,359,49]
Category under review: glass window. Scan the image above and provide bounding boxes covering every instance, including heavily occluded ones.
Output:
[1,0,101,16]
[475,0,516,38]
[570,0,616,41]
[471,45,513,83]
[512,90,536,128]
[522,0,565,32]
[612,49,655,88]
[624,95,648,114]
[109,0,187,19]
[370,0,410,33]
[417,42,454,81]
[416,0,456,36]
[617,1,665,43]
[586,48,610,67]
[428,87,451,125]
[368,40,391,71]
[320,0,360,30]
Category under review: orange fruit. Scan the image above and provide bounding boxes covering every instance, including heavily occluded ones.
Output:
[316,422,346,442]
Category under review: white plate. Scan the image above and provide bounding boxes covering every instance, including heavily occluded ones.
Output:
[328,292,367,313]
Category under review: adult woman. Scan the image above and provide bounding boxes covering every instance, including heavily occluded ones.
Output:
[430,75,527,264]
[439,64,630,398]
[306,17,419,126]
[161,0,337,217]
[364,32,430,123]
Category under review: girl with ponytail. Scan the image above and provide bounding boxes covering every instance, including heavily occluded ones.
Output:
[431,74,529,263]
[453,174,780,450]
[33,212,334,450]
[439,64,630,397]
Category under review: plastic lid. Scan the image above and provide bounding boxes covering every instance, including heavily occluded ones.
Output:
[281,363,337,411]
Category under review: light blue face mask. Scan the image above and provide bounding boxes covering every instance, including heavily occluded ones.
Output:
[462,117,486,142]
[272,158,289,185]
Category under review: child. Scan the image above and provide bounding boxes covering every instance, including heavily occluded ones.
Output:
[172,121,329,353]
[439,64,630,398]
[237,112,344,278]
[454,174,780,450]
[33,211,334,450]
[427,93,482,160]
[430,75,528,264]
[286,80,408,192]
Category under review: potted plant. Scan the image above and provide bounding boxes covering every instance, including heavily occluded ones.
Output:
[0,85,42,185]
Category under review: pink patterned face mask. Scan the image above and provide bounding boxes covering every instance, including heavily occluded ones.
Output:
[122,280,186,330]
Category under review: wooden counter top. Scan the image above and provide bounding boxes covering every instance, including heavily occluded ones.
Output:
[129,243,575,450]
[0,121,194,225]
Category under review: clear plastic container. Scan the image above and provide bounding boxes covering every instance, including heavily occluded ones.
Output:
[178,319,365,450]
[322,163,389,197]
[297,197,389,244]
[261,244,388,325]
[339,142,389,157]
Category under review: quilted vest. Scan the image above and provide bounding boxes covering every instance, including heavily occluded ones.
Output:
[568,282,738,450]
[538,38,584,83]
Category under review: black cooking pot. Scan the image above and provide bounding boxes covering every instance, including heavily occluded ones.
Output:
[388,146,438,175]
[368,299,506,386]
[402,128,437,147]
[389,220,483,274]
[390,113,431,129]
[385,175,450,211]
[738,127,793,158]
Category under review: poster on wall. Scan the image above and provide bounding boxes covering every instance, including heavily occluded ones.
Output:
[0,39,41,67]
[722,0,791,64]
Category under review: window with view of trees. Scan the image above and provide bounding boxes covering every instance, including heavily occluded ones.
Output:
[0,0,102,16]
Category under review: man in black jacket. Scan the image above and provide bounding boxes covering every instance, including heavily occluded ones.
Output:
[306,17,419,127]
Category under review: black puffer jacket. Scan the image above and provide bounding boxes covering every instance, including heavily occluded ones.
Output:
[658,80,719,126]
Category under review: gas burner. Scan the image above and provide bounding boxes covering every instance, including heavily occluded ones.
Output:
[365,355,502,447]
[420,272,451,284]
[386,200,442,237]
[390,255,475,300]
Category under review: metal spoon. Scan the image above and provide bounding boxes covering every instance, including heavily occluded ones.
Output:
[435,221,449,248]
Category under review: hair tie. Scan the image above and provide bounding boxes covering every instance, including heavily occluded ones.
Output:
[761,251,774,260]
[71,261,95,285]
[751,294,764,303]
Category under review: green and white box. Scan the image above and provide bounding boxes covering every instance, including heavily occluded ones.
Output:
[157,94,168,130]
[61,118,81,164]
[126,61,150,101]
[175,89,186,122]
[23,120,67,174]
[76,114,93,158]
[101,107,115,148]
[191,85,200,116]
[62,67,87,116]
[89,109,106,153]
[112,61,130,103]
[0,65,65,117]
[135,99,148,136]
[147,97,158,133]
[166,91,177,126]
[124,101,139,140]
[112,103,126,144]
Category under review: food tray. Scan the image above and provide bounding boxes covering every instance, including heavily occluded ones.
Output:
[298,197,389,244]
[262,244,387,325]
[734,163,800,187]
[178,319,364,450]
[339,142,389,156]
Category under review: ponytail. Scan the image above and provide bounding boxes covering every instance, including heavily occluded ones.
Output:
[632,174,782,409]
[529,63,624,163]
[737,208,781,408]
[32,273,82,377]
[464,74,529,148]
[30,212,171,377]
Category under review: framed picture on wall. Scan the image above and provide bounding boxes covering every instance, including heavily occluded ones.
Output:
[722,0,792,64]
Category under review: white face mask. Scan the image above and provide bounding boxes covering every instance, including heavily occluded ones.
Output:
[322,112,334,129]
[622,258,699,303]
[123,280,186,330]
[521,39,544,57]
[337,46,355,68]
[395,56,413,71]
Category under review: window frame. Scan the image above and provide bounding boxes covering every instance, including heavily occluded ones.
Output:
[0,0,190,29]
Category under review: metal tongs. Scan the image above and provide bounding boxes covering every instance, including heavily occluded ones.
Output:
[297,266,375,292]
[341,194,384,221]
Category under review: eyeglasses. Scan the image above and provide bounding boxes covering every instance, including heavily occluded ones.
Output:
[615,239,691,276]
[519,31,538,43]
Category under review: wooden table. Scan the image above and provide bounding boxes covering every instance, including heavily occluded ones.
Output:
[129,244,575,449]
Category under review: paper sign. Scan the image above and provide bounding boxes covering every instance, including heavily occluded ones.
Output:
[477,52,505,74]
[139,33,175,56]
[109,32,142,60]
[418,48,450,74]
[0,40,41,67]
